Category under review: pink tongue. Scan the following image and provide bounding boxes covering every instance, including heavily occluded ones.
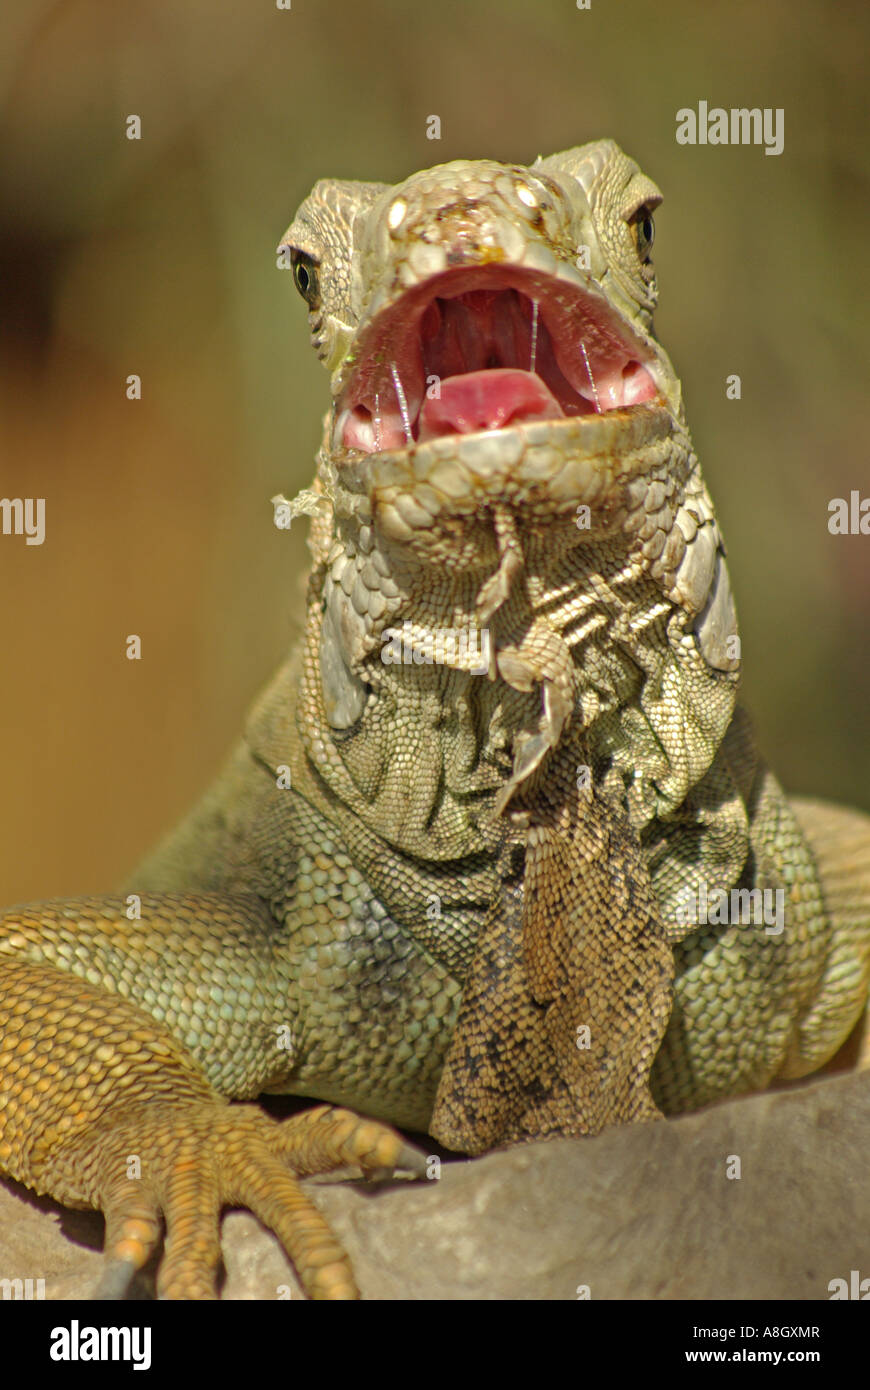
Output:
[417,368,565,441]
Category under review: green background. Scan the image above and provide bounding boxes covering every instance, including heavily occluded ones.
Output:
[0,0,867,900]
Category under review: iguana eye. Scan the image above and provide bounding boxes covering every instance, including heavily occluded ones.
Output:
[630,207,655,262]
[291,251,321,307]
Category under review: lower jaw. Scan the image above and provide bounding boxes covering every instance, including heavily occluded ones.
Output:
[337,401,675,505]
[331,404,683,551]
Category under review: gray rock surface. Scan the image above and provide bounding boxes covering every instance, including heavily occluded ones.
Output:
[1,1073,867,1300]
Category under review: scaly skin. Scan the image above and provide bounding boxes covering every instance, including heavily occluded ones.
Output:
[2,141,869,1297]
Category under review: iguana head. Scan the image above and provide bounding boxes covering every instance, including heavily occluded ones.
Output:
[277,144,740,849]
[280,140,682,463]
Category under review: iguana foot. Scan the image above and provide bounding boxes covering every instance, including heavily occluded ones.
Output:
[59,1101,426,1300]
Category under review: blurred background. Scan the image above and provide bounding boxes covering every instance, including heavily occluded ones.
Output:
[0,0,868,902]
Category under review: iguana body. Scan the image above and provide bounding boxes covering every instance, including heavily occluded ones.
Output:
[2,141,869,1298]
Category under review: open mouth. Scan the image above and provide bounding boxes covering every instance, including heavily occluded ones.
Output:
[334,265,660,454]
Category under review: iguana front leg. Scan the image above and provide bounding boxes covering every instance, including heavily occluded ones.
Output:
[0,896,425,1299]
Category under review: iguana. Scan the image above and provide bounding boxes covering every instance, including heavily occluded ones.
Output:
[2,141,869,1300]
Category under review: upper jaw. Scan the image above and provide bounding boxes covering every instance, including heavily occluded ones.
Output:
[330,257,677,460]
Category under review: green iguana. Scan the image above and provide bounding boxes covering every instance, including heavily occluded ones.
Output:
[2,141,869,1299]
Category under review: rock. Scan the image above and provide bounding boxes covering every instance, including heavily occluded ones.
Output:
[0,1073,866,1299]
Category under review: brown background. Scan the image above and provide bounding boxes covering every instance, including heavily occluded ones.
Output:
[0,0,868,903]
